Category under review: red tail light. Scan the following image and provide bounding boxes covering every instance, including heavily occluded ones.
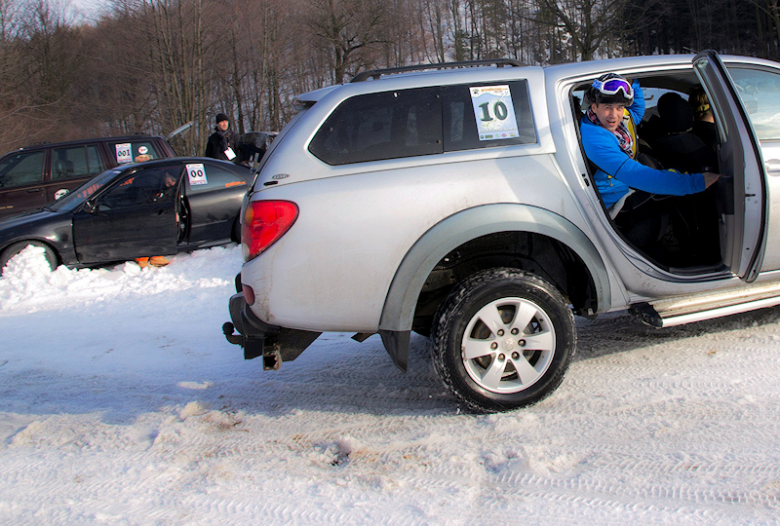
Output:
[242,200,298,262]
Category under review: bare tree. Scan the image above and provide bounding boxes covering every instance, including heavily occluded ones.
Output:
[748,0,780,58]
[534,0,627,61]
[139,0,214,154]
[307,0,389,82]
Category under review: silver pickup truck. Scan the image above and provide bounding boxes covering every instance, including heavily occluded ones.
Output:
[224,51,780,412]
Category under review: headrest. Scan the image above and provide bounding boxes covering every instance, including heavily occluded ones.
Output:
[657,92,694,134]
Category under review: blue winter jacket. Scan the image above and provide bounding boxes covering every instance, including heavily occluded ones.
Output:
[580,81,706,210]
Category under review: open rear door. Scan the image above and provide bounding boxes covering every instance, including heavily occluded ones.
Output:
[693,51,767,282]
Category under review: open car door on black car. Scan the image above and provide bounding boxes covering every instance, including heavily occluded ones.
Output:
[693,51,768,282]
[72,165,180,264]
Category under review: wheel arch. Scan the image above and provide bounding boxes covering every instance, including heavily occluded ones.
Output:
[378,204,611,371]
[0,238,61,271]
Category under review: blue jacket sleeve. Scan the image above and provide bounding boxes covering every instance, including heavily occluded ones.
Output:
[581,123,705,196]
[627,80,645,123]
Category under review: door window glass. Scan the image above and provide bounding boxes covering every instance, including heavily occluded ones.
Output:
[52,145,106,180]
[0,151,45,188]
[726,67,780,141]
[185,163,247,194]
[97,167,178,209]
[87,146,106,175]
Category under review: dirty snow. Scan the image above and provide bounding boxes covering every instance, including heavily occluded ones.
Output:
[1,245,780,524]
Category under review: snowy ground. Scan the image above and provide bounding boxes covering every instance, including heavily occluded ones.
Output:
[1,245,780,525]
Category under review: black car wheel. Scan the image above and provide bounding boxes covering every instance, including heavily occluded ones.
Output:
[0,241,58,275]
[431,268,575,413]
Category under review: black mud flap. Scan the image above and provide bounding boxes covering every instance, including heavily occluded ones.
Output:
[380,329,410,372]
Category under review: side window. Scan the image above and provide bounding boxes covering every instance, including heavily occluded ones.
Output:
[0,151,45,189]
[97,167,178,209]
[184,163,247,194]
[726,67,780,141]
[86,145,106,175]
[442,80,536,151]
[52,145,106,180]
[309,87,443,165]
[108,141,161,165]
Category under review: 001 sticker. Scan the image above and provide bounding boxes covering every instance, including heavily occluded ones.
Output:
[186,163,208,185]
[115,143,133,164]
[470,85,520,141]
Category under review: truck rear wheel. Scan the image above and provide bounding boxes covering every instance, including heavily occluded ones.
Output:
[431,268,575,412]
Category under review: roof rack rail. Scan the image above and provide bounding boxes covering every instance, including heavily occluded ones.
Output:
[350,59,525,83]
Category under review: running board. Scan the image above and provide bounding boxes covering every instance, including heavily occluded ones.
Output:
[629,281,780,328]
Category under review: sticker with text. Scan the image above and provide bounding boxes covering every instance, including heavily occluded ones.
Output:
[186,163,208,185]
[115,143,132,164]
[470,85,520,141]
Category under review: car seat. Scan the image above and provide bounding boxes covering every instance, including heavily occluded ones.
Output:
[653,93,717,173]
[652,92,720,266]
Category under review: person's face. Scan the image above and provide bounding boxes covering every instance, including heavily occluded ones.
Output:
[163,173,176,187]
[217,120,229,131]
[591,103,625,132]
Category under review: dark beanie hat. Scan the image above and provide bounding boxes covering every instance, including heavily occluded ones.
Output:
[215,113,229,124]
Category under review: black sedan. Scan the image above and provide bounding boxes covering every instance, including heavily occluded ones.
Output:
[0,157,251,272]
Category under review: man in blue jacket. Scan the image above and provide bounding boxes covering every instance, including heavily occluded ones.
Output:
[580,73,721,215]
[580,73,721,251]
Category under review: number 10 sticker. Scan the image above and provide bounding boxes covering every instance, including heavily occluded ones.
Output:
[186,163,208,185]
[470,85,520,141]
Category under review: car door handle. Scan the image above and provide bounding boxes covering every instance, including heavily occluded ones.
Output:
[26,188,43,193]
[765,159,780,174]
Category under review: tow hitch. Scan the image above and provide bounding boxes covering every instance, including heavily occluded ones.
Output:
[222,322,242,345]
[224,293,321,370]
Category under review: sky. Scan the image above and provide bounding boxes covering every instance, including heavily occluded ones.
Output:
[1,245,780,524]
[65,0,109,24]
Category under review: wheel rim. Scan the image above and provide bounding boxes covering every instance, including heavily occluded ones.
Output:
[461,296,556,394]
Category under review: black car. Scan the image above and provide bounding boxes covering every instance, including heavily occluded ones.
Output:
[0,135,177,219]
[0,157,250,272]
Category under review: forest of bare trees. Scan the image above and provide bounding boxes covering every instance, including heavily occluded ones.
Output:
[1,0,779,155]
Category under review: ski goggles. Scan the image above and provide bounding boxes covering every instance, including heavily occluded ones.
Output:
[592,78,633,98]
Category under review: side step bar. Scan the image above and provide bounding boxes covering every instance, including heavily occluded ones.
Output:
[630,281,780,328]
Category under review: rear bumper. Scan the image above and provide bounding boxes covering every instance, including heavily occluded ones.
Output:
[223,291,321,369]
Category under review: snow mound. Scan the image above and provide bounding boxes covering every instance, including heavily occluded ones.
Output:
[0,244,242,314]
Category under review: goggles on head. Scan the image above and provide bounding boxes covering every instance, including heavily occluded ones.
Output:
[592,78,633,99]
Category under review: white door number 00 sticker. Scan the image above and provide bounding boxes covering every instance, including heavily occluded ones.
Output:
[115,143,132,164]
[186,163,208,185]
[470,85,520,141]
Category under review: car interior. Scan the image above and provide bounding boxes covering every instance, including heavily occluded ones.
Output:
[572,69,726,273]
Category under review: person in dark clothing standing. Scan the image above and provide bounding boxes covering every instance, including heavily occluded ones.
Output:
[205,113,239,161]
